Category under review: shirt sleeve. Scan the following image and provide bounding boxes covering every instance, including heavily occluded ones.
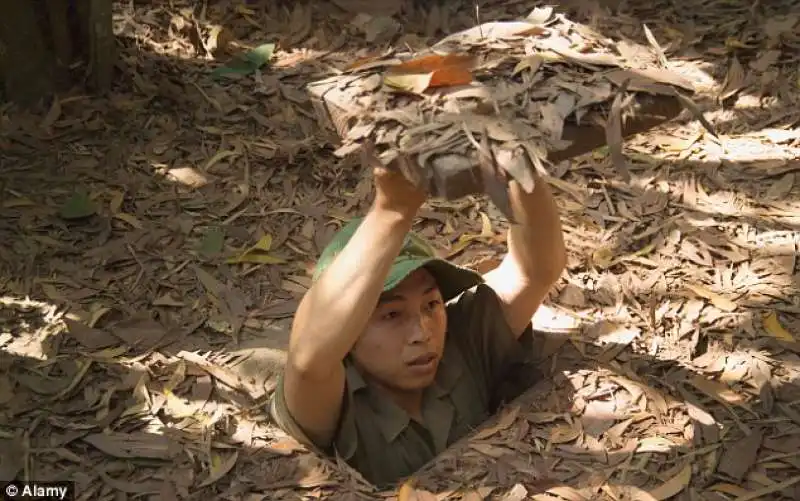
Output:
[268,372,320,452]
[269,371,359,460]
[445,283,533,400]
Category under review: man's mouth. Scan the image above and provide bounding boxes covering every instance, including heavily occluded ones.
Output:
[406,353,437,367]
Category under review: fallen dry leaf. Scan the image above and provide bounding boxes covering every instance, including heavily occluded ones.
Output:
[733,476,800,501]
[502,484,528,501]
[82,432,181,460]
[100,472,162,495]
[384,73,434,94]
[549,423,582,444]
[763,311,795,342]
[199,451,239,487]
[63,318,119,350]
[717,428,763,481]
[543,486,590,501]
[398,482,438,501]
[470,405,520,440]
[605,79,632,182]
[648,463,692,500]
[685,284,737,312]
[688,375,747,407]
[603,485,657,501]
[226,234,286,265]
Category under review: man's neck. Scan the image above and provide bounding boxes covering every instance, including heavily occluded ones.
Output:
[370,378,425,422]
[390,389,424,422]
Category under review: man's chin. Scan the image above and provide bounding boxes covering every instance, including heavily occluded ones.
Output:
[397,371,438,391]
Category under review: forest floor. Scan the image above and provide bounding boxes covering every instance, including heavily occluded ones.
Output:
[1,0,799,500]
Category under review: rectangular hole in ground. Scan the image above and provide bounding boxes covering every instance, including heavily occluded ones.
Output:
[338,328,581,493]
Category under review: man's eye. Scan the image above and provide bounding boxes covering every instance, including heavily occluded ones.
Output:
[426,299,442,311]
[383,311,401,321]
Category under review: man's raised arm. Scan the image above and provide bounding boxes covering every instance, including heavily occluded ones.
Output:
[281,167,426,447]
[483,173,567,337]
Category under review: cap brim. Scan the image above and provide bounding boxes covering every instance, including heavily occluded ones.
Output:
[384,257,484,301]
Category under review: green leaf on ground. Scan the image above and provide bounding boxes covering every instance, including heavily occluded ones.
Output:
[211,43,276,78]
[226,234,286,264]
[60,192,96,220]
[198,227,225,258]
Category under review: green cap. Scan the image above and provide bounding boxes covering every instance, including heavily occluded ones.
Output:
[313,218,483,301]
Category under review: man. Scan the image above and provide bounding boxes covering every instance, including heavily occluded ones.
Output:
[270,160,566,486]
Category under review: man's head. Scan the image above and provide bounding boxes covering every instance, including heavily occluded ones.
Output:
[352,266,447,391]
[313,218,484,391]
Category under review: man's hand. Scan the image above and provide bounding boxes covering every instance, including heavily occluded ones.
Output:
[373,165,427,219]
[362,145,427,219]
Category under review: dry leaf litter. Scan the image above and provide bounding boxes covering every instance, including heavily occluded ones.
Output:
[311,6,705,216]
[0,0,799,500]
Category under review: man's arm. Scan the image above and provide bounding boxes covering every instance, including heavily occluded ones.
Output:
[281,165,426,448]
[283,207,414,447]
[483,173,567,337]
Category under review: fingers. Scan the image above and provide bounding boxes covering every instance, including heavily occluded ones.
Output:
[359,140,382,169]
[372,165,400,185]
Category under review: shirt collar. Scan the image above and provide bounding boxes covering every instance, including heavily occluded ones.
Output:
[343,340,464,444]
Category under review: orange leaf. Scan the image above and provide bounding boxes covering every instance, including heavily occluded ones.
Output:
[384,53,475,92]
[391,53,476,74]
[429,66,473,88]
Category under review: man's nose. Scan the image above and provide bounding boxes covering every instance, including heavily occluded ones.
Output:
[407,316,431,343]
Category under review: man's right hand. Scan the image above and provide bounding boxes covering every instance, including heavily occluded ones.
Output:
[363,143,427,220]
[372,164,427,220]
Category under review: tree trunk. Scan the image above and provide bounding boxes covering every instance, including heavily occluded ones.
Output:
[0,0,115,106]
[0,0,55,106]
[47,0,74,67]
[86,0,115,92]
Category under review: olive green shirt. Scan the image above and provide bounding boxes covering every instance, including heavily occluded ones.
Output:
[270,284,529,486]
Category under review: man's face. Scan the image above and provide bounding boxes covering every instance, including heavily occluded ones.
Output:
[351,268,447,392]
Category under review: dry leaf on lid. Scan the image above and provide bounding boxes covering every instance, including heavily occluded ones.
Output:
[605,79,632,182]
[384,53,475,93]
